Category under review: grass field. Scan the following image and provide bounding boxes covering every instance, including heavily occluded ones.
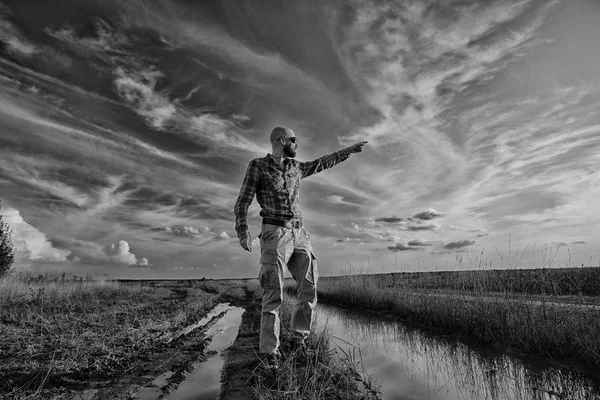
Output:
[0,273,379,400]
[318,267,600,372]
[0,273,224,399]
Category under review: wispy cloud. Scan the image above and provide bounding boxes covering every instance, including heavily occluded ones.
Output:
[114,67,176,129]
[47,18,267,155]
[0,4,39,57]
[2,0,599,276]
[331,0,562,214]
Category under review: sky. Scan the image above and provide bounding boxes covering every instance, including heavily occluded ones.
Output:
[1,0,599,279]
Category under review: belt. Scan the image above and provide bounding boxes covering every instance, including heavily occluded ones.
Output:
[262,218,302,229]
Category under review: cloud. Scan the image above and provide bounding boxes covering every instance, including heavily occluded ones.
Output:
[48,17,265,154]
[47,19,131,60]
[334,0,561,213]
[336,237,371,243]
[413,208,445,220]
[160,225,232,243]
[0,5,39,57]
[188,113,266,154]
[322,195,361,207]
[375,216,439,231]
[218,232,231,240]
[407,239,433,246]
[0,157,93,208]
[408,223,439,232]
[541,241,568,248]
[448,225,490,237]
[387,243,414,252]
[116,0,342,112]
[105,240,150,266]
[162,225,210,236]
[0,205,71,262]
[375,216,405,224]
[114,67,176,129]
[443,240,476,250]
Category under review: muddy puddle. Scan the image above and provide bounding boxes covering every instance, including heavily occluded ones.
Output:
[137,303,244,400]
[316,304,600,400]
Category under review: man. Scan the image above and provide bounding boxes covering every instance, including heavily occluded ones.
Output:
[234,126,367,368]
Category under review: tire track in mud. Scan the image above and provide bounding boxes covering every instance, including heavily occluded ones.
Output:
[80,303,239,400]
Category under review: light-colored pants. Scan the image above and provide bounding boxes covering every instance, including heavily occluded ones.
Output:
[258,223,318,355]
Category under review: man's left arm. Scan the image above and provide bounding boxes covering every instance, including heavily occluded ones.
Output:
[299,141,368,179]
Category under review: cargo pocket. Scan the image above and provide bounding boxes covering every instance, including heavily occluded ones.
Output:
[305,244,318,285]
[261,225,281,243]
[260,225,282,264]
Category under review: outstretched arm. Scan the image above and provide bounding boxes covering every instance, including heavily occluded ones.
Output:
[234,160,259,252]
[300,141,368,179]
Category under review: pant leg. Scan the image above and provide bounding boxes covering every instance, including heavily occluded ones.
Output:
[287,227,318,341]
[258,262,284,354]
[258,224,292,355]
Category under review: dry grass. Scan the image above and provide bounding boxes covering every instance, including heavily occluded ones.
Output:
[252,294,380,400]
[0,273,220,399]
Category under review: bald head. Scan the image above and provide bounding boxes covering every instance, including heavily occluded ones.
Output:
[269,126,298,158]
[270,127,295,143]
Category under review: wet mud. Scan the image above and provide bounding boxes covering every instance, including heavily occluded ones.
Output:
[67,302,248,400]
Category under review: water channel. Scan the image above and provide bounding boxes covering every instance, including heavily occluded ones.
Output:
[315,304,600,400]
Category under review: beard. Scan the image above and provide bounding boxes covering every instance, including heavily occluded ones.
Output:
[283,143,296,158]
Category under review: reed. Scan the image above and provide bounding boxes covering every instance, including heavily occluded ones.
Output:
[318,262,600,371]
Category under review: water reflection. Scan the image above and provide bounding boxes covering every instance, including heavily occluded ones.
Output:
[169,305,244,400]
[316,304,600,400]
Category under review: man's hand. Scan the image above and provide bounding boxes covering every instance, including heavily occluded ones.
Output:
[347,141,368,154]
[239,233,252,252]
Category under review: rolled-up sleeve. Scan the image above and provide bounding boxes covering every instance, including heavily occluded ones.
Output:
[234,160,259,239]
[299,148,351,179]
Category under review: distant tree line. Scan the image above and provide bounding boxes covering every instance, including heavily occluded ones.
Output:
[0,200,15,277]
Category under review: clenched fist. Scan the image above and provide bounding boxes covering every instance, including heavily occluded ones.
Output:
[239,232,252,252]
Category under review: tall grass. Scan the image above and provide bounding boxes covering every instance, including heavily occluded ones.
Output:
[341,266,600,297]
[0,273,142,304]
[318,265,600,372]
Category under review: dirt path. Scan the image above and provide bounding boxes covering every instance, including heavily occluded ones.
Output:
[80,298,259,400]
[87,307,234,399]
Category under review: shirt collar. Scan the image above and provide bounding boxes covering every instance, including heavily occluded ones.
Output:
[267,153,288,164]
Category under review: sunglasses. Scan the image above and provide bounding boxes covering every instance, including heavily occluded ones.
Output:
[279,136,297,144]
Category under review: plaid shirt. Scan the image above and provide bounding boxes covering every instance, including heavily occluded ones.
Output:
[234,149,352,239]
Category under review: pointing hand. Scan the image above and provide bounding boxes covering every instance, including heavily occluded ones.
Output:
[348,141,368,153]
